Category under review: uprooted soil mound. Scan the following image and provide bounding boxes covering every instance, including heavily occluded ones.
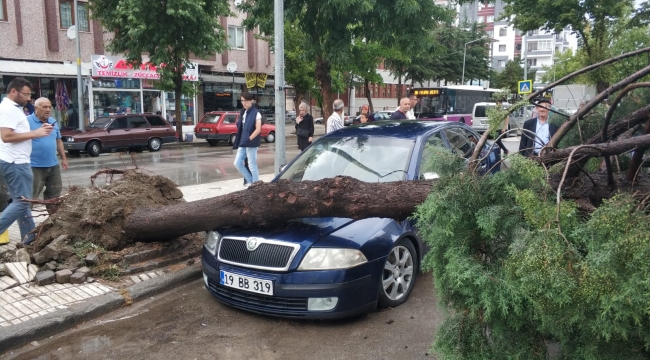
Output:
[33,169,185,252]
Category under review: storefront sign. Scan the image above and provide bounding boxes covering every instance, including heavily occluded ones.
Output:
[244,72,269,88]
[91,55,199,81]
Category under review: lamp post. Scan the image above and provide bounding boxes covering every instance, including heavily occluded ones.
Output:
[74,0,84,130]
[462,37,486,85]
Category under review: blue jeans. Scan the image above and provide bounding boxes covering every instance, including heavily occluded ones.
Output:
[0,161,36,244]
[234,147,259,184]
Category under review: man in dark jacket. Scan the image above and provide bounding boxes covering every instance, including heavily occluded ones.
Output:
[518,99,558,157]
[390,97,410,120]
[233,92,262,187]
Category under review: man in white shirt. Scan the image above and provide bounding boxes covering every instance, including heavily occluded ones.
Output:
[0,77,53,245]
[326,99,345,133]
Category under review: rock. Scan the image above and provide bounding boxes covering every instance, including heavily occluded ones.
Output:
[42,262,58,271]
[32,235,71,265]
[77,266,91,274]
[70,271,87,284]
[34,271,55,286]
[55,269,73,284]
[85,253,100,266]
[86,277,95,283]
[65,255,81,270]
[14,249,31,263]
[0,264,7,277]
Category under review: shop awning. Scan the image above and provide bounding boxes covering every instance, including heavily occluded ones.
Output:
[0,60,92,77]
[201,73,275,86]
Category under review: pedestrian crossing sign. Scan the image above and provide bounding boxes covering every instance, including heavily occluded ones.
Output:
[518,80,532,94]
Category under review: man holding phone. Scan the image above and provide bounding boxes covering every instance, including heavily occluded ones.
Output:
[28,97,68,209]
[0,78,53,245]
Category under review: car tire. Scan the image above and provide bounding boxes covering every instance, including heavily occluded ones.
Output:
[86,141,102,157]
[207,139,219,146]
[148,138,162,152]
[265,132,275,143]
[228,134,237,146]
[378,238,418,308]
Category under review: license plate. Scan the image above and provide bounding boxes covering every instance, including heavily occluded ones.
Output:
[220,270,273,296]
[480,120,487,124]
[201,128,211,132]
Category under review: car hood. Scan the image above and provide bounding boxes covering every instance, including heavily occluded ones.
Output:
[60,128,107,137]
[218,217,354,246]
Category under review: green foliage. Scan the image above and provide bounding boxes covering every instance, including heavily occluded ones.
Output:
[99,265,122,281]
[416,154,650,359]
[72,241,105,261]
[284,21,316,104]
[491,57,536,93]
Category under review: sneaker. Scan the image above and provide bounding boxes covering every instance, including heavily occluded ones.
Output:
[244,183,250,189]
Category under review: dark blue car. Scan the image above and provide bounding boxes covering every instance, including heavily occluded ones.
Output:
[202,121,501,319]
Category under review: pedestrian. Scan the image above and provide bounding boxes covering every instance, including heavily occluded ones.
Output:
[354,104,375,124]
[326,99,345,133]
[25,97,35,115]
[494,99,510,155]
[233,92,262,187]
[0,77,54,245]
[29,97,68,210]
[518,99,558,157]
[295,103,314,151]
[390,97,410,120]
[393,93,417,119]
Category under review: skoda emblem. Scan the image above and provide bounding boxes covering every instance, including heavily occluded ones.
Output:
[246,237,260,251]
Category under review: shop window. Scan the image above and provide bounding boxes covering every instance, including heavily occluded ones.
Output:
[228,25,245,50]
[0,0,7,21]
[60,1,90,31]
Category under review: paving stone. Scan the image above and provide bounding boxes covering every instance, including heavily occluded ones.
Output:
[55,269,73,284]
[138,274,150,281]
[77,267,91,274]
[14,249,30,263]
[85,253,100,266]
[70,272,87,284]
[41,262,58,272]
[27,265,38,281]
[86,277,95,283]
[5,262,30,284]
[0,276,18,290]
[0,264,7,276]
[34,271,55,286]
[130,275,142,283]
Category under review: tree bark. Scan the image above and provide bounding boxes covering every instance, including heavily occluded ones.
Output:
[364,79,374,113]
[540,133,650,166]
[124,176,435,242]
[315,56,334,127]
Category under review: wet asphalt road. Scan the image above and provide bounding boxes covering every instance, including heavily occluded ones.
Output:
[5,274,442,360]
[59,140,303,189]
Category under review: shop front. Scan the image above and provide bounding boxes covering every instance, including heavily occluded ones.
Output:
[0,59,92,129]
[89,55,199,128]
[200,71,274,120]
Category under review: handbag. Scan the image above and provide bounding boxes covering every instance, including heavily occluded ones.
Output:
[296,128,310,137]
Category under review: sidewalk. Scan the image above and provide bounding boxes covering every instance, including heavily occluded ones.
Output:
[0,173,276,352]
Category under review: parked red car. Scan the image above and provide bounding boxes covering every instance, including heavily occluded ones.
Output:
[194,111,276,146]
[60,114,177,157]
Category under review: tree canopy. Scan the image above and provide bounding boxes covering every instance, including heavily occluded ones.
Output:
[491,57,537,93]
[91,0,231,140]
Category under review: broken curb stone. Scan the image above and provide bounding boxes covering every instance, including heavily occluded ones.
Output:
[70,271,87,284]
[14,248,31,263]
[77,266,91,274]
[55,269,73,283]
[85,252,100,266]
[35,270,55,286]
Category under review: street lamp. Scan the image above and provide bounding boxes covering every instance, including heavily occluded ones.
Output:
[462,36,493,85]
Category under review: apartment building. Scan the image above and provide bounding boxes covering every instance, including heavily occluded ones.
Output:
[0,0,274,130]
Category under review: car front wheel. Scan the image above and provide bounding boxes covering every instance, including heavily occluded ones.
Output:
[207,139,219,146]
[378,239,418,308]
[148,138,162,152]
[86,141,102,157]
[228,134,237,146]
[265,131,275,143]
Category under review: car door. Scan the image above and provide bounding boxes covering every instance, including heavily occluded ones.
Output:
[441,125,500,174]
[220,114,238,136]
[127,115,150,147]
[415,131,446,180]
[106,117,131,149]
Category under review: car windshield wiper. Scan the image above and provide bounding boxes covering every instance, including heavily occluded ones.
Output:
[330,148,382,178]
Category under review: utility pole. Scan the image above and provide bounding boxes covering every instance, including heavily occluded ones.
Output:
[523,33,528,81]
[273,0,286,174]
[74,0,84,130]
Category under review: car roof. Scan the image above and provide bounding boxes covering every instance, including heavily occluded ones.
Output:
[323,120,462,140]
[205,111,239,115]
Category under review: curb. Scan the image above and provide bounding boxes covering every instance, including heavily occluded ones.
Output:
[0,262,202,354]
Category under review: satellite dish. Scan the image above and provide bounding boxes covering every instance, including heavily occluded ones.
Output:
[227,61,237,73]
[66,25,77,40]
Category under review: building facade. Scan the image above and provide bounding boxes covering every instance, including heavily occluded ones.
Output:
[0,0,274,132]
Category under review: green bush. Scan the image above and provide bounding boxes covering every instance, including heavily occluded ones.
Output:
[415,153,650,359]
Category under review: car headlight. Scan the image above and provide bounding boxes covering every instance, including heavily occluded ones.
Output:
[204,231,221,256]
[298,248,367,270]
[63,136,74,142]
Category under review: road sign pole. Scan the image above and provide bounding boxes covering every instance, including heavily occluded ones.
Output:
[273,0,286,175]
[523,33,527,81]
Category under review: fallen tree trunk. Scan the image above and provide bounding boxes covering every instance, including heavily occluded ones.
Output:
[124,176,436,242]
[541,133,650,166]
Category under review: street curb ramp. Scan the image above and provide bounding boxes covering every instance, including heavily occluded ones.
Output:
[0,263,202,354]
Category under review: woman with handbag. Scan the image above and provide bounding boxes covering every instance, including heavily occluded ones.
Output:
[295,103,314,151]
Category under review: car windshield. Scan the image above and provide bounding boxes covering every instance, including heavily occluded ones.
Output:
[88,117,112,128]
[201,114,220,124]
[279,136,414,183]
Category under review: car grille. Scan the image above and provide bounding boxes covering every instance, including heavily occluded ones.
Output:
[218,238,297,270]
[208,279,308,312]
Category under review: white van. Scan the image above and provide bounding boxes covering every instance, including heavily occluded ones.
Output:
[471,102,497,133]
